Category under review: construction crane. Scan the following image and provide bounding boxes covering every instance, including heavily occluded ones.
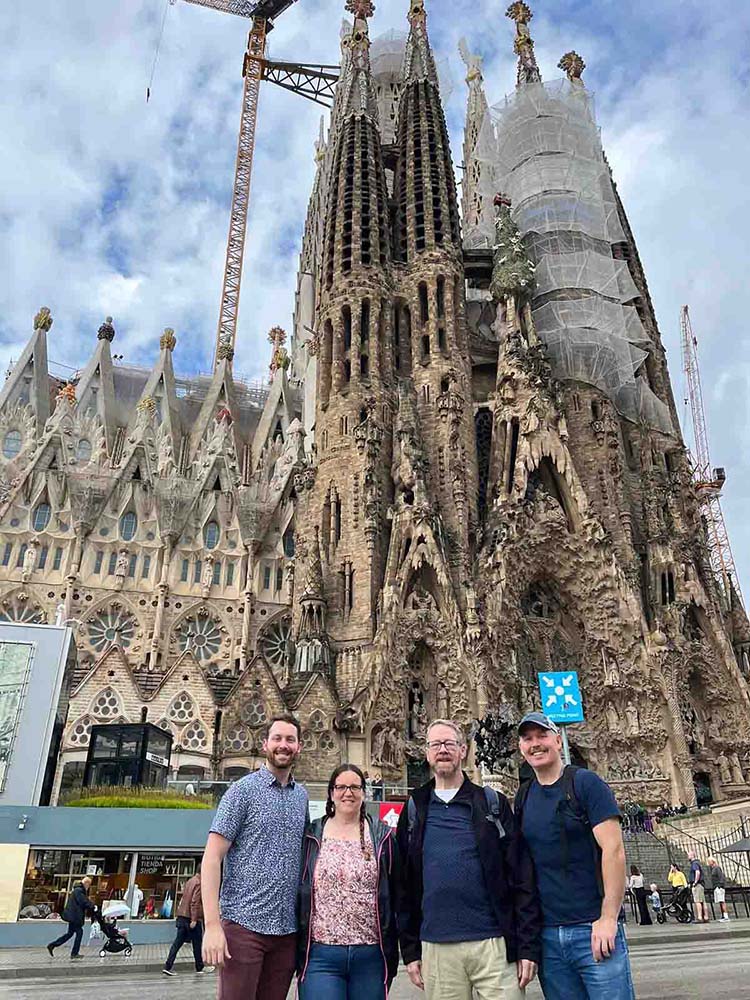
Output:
[680,304,743,607]
[181,0,339,366]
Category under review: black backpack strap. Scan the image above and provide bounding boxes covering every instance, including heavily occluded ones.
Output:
[483,785,506,839]
[557,765,604,897]
[514,777,534,822]
[407,796,417,839]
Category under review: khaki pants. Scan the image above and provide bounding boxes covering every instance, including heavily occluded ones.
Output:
[423,937,524,1000]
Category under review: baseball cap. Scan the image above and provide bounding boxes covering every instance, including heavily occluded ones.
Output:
[518,711,560,735]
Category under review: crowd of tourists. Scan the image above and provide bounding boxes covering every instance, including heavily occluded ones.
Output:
[620,800,690,834]
[48,710,640,998]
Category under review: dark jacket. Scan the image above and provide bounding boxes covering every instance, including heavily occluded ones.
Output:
[297,815,401,986]
[62,882,96,926]
[177,874,203,922]
[396,775,542,966]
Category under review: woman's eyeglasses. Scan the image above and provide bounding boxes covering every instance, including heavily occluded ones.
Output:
[333,783,363,794]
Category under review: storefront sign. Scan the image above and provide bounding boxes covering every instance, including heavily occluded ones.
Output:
[145,751,169,767]
[379,803,404,829]
[138,854,165,874]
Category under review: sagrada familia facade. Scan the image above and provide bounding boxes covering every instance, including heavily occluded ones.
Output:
[2,0,750,806]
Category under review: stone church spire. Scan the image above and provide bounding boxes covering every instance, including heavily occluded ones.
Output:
[506,2,542,87]
[460,38,493,247]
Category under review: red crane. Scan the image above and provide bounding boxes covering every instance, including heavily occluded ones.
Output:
[180,0,339,366]
[680,304,743,606]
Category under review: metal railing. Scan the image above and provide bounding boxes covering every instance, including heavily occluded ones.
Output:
[656,816,750,886]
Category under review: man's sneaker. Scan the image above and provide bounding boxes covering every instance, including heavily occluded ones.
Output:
[722,914,731,921]
[196,966,216,974]
[162,968,177,976]
[46,945,54,957]
[70,955,84,960]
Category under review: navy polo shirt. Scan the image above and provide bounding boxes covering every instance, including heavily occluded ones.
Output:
[521,768,620,926]
[421,785,502,943]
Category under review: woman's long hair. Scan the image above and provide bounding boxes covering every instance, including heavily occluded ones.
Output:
[325,763,371,859]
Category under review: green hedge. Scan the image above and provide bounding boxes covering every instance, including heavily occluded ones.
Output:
[61,786,213,810]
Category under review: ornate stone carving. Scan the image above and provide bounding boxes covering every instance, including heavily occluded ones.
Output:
[34,307,53,332]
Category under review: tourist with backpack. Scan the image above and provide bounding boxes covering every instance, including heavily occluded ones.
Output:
[516,711,634,999]
[396,718,541,999]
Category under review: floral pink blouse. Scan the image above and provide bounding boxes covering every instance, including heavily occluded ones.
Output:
[311,837,379,946]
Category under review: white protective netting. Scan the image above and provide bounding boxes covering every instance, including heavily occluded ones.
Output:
[472,79,672,432]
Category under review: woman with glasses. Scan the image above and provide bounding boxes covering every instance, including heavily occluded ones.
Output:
[297,763,400,998]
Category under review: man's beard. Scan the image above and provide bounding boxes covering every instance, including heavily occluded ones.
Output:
[267,747,295,769]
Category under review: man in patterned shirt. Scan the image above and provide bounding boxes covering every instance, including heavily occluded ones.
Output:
[201,714,308,1000]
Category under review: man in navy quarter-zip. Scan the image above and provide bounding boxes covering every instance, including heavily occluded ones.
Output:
[397,718,541,999]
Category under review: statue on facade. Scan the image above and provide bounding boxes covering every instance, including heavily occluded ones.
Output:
[606,702,619,733]
[717,752,733,786]
[202,557,214,598]
[625,702,640,736]
[21,540,37,582]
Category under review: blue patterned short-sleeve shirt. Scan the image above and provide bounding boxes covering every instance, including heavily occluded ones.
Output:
[211,766,308,935]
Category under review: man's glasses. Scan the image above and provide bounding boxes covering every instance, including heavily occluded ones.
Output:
[426,739,461,751]
[333,783,363,794]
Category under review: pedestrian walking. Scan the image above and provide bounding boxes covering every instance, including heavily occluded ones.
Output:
[397,718,541,999]
[628,866,652,925]
[162,871,214,976]
[687,850,709,922]
[46,876,97,960]
[707,857,730,921]
[516,711,635,1000]
[201,715,309,1000]
[297,763,400,998]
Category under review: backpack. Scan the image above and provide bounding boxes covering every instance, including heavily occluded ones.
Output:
[514,764,604,896]
[407,784,506,840]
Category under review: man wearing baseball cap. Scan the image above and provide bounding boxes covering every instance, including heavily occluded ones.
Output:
[515,712,634,999]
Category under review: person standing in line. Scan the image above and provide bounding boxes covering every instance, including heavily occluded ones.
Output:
[687,850,709,922]
[162,871,214,976]
[47,876,97,960]
[397,718,541,999]
[516,712,635,1000]
[667,864,687,889]
[297,764,400,998]
[628,866,652,926]
[707,857,730,921]
[201,715,308,1000]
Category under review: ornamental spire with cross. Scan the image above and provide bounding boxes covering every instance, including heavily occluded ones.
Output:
[345,0,375,20]
[559,50,586,86]
[506,2,542,88]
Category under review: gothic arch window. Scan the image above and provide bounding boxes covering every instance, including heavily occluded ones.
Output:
[33,502,51,532]
[240,694,267,728]
[154,718,173,737]
[260,614,292,671]
[2,429,21,459]
[168,691,196,724]
[204,521,220,550]
[86,605,137,652]
[309,710,326,732]
[120,511,137,541]
[181,720,208,752]
[67,715,94,747]
[319,731,336,752]
[91,687,121,719]
[177,611,222,661]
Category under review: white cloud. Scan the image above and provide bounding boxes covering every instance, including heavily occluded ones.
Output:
[2,0,749,593]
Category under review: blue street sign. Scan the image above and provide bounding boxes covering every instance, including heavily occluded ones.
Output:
[537,671,585,724]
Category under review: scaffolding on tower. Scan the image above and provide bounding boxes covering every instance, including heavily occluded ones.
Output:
[680,304,743,608]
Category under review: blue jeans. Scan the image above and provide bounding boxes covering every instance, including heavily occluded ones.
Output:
[539,923,635,999]
[299,943,386,1000]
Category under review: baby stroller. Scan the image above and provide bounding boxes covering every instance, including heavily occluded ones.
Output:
[97,914,133,957]
[664,885,694,923]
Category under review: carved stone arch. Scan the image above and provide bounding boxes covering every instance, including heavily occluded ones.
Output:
[179,717,210,752]
[309,709,327,732]
[523,454,580,531]
[66,714,95,748]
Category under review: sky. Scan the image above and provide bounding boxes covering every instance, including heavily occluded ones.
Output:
[1,0,749,592]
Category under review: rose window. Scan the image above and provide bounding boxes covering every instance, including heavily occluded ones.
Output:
[318,732,336,753]
[168,692,196,724]
[178,613,222,661]
[224,726,252,753]
[154,718,173,736]
[260,616,292,669]
[87,606,136,652]
[68,716,93,747]
[300,730,315,750]
[181,721,208,751]
[240,695,266,728]
[0,597,45,623]
[92,687,120,718]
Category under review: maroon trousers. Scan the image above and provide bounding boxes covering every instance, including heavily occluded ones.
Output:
[218,920,297,1000]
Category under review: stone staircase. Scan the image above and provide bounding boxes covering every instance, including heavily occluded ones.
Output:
[623,829,692,889]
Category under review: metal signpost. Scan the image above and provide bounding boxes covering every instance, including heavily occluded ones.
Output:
[537,671,585,764]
